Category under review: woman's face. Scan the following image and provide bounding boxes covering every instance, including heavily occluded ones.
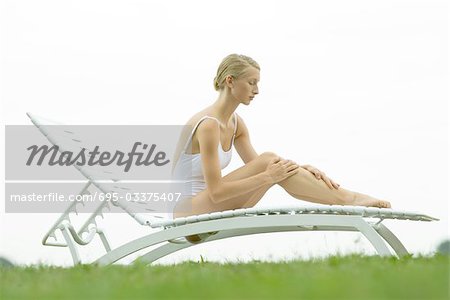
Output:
[228,67,260,105]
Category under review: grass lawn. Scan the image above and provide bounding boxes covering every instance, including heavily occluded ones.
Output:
[1,254,449,299]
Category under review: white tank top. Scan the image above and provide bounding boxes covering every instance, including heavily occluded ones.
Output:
[172,112,238,184]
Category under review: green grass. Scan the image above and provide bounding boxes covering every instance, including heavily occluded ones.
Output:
[1,254,449,300]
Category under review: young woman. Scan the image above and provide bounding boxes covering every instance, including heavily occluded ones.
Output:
[171,54,391,238]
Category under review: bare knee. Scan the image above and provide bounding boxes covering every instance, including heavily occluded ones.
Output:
[258,151,279,164]
[260,151,278,158]
[248,152,281,172]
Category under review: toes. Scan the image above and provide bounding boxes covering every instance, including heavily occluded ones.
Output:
[380,201,391,208]
[378,201,387,208]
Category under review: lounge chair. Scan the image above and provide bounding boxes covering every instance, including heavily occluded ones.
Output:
[26,113,439,266]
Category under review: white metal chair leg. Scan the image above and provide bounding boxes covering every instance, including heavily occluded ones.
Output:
[136,242,187,264]
[372,223,409,257]
[59,224,81,265]
[42,182,91,247]
[353,219,393,257]
[97,229,112,253]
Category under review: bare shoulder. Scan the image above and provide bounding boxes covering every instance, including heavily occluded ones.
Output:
[184,107,213,127]
[184,107,219,146]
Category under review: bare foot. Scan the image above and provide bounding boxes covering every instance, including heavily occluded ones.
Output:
[349,192,392,208]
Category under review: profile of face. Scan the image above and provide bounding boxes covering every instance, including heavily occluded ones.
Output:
[226,66,260,105]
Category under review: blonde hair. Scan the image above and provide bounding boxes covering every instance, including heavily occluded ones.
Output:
[213,54,260,91]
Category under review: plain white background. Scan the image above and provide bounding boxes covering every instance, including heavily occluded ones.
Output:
[0,0,448,266]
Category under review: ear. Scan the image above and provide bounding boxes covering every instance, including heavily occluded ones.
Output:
[225,75,234,88]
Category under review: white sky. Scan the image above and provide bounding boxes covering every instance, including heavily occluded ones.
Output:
[0,0,448,266]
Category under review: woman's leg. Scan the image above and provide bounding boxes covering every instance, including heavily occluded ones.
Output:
[277,167,391,208]
[173,152,276,243]
[173,152,277,218]
[173,151,390,219]
[217,152,389,208]
[174,151,389,243]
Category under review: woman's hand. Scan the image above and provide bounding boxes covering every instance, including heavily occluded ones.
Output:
[265,157,300,184]
[301,164,340,190]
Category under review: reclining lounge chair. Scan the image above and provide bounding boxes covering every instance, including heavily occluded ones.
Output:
[26,113,439,266]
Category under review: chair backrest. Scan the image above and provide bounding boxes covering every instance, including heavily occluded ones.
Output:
[27,112,170,234]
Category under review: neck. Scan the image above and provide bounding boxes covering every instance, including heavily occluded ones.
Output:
[209,89,239,126]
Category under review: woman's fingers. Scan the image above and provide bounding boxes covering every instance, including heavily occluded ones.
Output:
[272,157,282,164]
[317,173,332,189]
[326,177,339,189]
[281,159,300,179]
[287,163,299,173]
[331,180,340,189]
[280,159,292,165]
[310,168,323,181]
[285,165,300,179]
[320,174,339,190]
[280,159,296,168]
[302,165,340,190]
[274,160,340,187]
[266,158,300,183]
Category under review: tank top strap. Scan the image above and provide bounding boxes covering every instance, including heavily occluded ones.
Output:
[181,116,220,153]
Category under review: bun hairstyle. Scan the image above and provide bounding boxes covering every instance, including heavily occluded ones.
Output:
[213,54,260,91]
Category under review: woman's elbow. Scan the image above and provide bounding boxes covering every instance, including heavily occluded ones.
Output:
[208,188,225,204]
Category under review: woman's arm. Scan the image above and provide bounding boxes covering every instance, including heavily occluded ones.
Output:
[231,115,339,189]
[234,114,258,163]
[197,119,271,204]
